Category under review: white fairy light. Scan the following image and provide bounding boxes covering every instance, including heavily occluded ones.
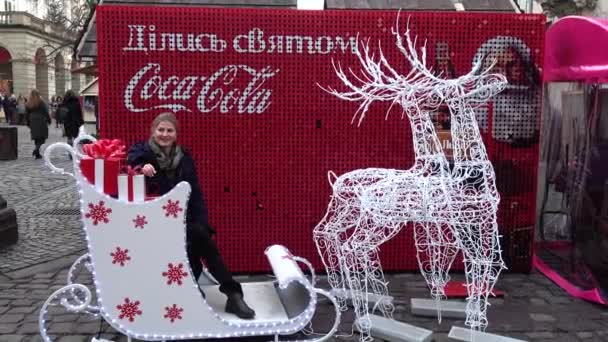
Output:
[314,13,507,341]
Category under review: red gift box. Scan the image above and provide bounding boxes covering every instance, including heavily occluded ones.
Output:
[118,166,145,202]
[80,139,127,196]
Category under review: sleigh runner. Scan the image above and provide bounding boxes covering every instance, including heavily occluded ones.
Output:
[40,137,340,342]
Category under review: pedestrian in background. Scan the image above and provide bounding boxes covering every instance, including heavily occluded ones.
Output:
[16,94,26,125]
[54,95,63,129]
[61,90,84,147]
[6,94,17,125]
[25,89,50,159]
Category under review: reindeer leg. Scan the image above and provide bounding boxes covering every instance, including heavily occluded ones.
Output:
[460,219,505,332]
[414,221,459,322]
[342,246,374,342]
[314,196,349,309]
[364,247,394,318]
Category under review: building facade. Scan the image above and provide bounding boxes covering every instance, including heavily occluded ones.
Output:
[0,0,88,100]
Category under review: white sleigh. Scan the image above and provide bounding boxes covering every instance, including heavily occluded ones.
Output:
[40,136,340,342]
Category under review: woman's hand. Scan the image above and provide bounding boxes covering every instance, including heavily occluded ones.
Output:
[141,164,156,177]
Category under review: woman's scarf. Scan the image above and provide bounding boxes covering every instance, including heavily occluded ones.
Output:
[148,137,183,181]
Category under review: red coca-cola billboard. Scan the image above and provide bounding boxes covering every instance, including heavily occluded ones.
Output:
[97,6,545,272]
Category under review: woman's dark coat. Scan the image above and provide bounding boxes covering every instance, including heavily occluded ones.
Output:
[127,142,210,228]
[62,97,84,139]
[26,102,51,141]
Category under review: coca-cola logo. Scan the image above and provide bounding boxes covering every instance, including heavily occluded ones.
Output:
[124,63,280,114]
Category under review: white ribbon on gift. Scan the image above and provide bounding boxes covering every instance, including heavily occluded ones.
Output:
[117,174,145,203]
[94,159,104,194]
[133,175,144,202]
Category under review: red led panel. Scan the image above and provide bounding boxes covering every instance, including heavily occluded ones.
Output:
[97,6,545,272]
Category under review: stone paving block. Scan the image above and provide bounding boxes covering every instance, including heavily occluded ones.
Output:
[57,336,90,342]
[548,296,574,305]
[73,322,103,334]
[48,322,77,334]
[23,313,41,323]
[30,278,53,284]
[27,335,47,342]
[529,313,556,322]
[0,313,26,324]
[21,284,54,290]
[11,299,34,306]
[0,324,19,334]
[525,331,555,339]
[0,289,28,298]
[529,298,547,306]
[0,335,29,342]
[34,272,57,279]
[576,331,594,339]
[17,322,41,334]
[7,306,38,314]
[0,305,10,315]
[53,314,81,323]
[557,316,604,332]
[0,282,16,289]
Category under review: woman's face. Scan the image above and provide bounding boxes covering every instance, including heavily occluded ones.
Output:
[153,121,177,148]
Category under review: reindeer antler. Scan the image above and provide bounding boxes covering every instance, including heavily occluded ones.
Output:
[320,11,469,126]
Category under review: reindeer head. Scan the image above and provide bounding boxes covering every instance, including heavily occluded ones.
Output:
[442,58,508,109]
[321,13,508,124]
[320,15,454,126]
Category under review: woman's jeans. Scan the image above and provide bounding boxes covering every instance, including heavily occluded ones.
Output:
[186,222,243,296]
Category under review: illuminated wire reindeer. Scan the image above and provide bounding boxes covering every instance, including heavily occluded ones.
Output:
[313,17,507,341]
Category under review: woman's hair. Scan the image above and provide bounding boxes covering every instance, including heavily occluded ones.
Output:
[26,89,42,109]
[64,90,77,100]
[150,112,179,136]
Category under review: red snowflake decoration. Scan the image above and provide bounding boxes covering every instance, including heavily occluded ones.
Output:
[164,304,184,323]
[110,247,131,266]
[116,298,142,322]
[85,201,112,225]
[162,263,188,286]
[132,215,148,229]
[162,199,183,218]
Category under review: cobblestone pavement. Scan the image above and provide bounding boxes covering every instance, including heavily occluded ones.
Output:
[1,124,608,342]
[2,269,608,342]
[0,124,86,274]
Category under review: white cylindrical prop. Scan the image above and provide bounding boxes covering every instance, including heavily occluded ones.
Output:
[265,245,305,287]
[94,159,104,193]
[132,175,145,203]
[117,175,129,202]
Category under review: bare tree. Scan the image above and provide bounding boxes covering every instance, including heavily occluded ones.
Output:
[39,0,97,62]
[539,0,597,22]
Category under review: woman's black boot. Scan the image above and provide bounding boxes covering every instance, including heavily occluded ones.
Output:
[225,292,255,319]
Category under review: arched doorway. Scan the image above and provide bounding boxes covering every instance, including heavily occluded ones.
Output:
[35,48,49,100]
[71,59,80,93]
[54,53,65,97]
[0,46,13,96]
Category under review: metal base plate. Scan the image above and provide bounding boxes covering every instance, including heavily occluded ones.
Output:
[448,326,527,342]
[355,314,433,342]
[410,298,467,319]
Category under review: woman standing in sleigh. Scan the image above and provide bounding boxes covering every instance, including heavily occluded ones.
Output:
[127,112,256,319]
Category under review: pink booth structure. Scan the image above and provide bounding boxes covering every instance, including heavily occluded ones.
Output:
[536,16,608,305]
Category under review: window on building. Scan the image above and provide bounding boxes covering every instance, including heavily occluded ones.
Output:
[31,0,39,16]
[3,0,15,12]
